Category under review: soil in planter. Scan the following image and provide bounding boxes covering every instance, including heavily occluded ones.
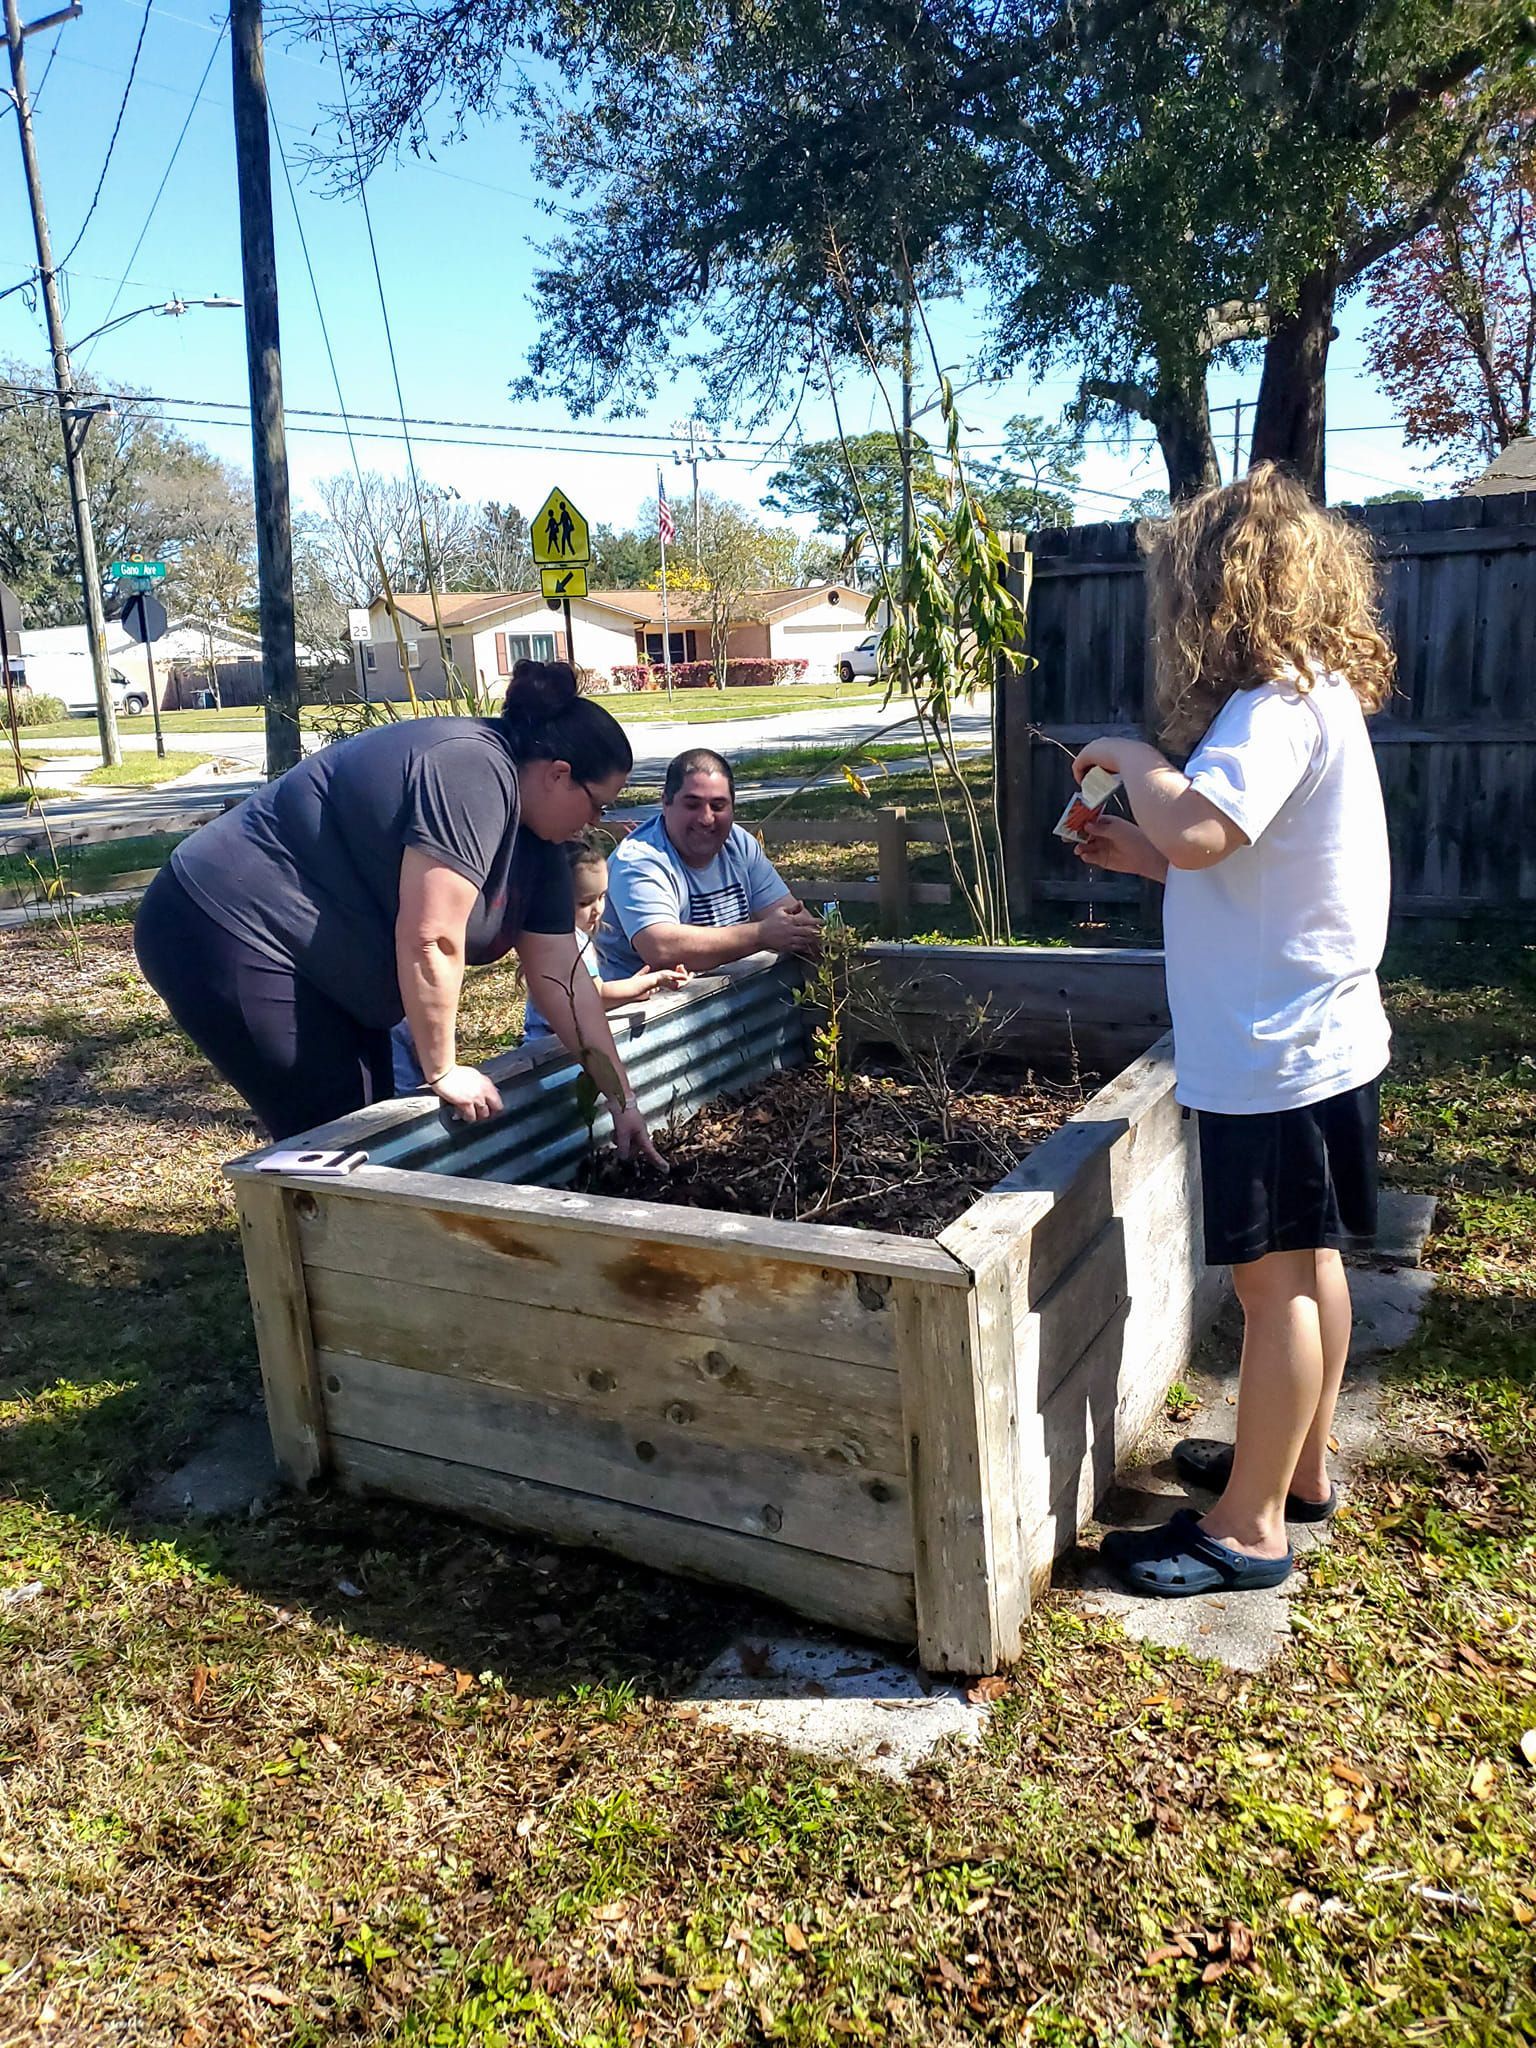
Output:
[584,1058,1093,1237]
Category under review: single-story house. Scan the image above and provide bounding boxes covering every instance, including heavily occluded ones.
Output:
[357,583,875,698]
[1465,436,1536,496]
[18,617,322,712]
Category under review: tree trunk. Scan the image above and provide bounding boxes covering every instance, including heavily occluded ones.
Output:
[1150,379,1222,501]
[1250,264,1337,500]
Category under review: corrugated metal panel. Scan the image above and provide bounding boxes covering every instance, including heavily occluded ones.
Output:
[371,959,807,1186]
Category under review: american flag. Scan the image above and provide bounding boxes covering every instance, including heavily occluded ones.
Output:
[657,472,677,547]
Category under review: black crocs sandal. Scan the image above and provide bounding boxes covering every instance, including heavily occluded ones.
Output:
[1172,1437,1338,1523]
[1099,1508,1293,1598]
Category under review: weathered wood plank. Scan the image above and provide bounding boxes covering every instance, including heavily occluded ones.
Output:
[893,1260,1026,1674]
[782,877,952,907]
[1016,1143,1216,1584]
[321,1352,912,1571]
[941,1033,1184,1301]
[864,945,1169,1031]
[293,1186,961,1373]
[232,1180,327,1486]
[306,1265,908,1475]
[333,1438,919,1643]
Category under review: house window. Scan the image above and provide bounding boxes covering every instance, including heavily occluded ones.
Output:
[362,644,377,671]
[404,641,420,669]
[443,636,456,665]
[645,631,690,666]
[509,633,556,663]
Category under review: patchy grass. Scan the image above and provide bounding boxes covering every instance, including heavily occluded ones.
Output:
[79,751,214,789]
[22,708,333,741]
[0,781,72,807]
[0,918,1531,2044]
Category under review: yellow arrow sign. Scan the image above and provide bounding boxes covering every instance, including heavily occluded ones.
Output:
[532,488,591,567]
[541,564,588,600]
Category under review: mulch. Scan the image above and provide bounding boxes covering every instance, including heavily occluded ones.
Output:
[584,1058,1091,1235]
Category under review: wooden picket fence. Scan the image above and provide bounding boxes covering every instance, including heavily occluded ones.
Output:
[756,806,953,937]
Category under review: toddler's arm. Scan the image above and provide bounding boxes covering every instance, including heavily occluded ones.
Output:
[1073,739,1246,871]
[600,966,693,1008]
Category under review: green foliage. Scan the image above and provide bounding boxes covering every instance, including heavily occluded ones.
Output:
[972,415,1082,534]
[0,356,253,626]
[8,691,68,726]
[763,432,940,579]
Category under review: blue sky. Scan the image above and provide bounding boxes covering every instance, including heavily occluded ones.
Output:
[1,0,1445,547]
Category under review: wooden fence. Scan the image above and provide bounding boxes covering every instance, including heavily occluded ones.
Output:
[998,487,1536,922]
[757,807,953,936]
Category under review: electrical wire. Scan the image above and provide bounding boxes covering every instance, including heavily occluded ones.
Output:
[55,0,156,273]
[79,13,230,372]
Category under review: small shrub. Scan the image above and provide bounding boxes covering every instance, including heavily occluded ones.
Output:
[8,691,69,726]
[608,658,808,691]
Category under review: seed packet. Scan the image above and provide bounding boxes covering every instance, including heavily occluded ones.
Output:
[1054,766,1123,843]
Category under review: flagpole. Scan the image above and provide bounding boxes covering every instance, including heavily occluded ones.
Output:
[657,467,675,702]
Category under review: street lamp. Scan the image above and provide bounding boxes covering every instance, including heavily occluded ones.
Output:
[70,295,242,354]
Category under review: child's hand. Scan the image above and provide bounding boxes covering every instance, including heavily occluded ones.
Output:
[1072,737,1126,783]
[640,966,692,998]
[1076,815,1166,882]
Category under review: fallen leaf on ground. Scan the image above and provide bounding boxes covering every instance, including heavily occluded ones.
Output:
[453,1670,475,1696]
[246,1984,293,2007]
[1470,1760,1499,1801]
[967,1676,1008,1703]
[1330,1761,1367,1788]
[784,1923,809,1952]
[592,1900,628,1923]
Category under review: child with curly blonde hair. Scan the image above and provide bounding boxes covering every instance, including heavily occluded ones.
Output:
[1074,462,1394,1596]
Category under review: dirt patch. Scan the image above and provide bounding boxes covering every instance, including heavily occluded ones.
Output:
[585,1059,1091,1235]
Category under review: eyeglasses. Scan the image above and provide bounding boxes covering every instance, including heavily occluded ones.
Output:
[576,779,609,821]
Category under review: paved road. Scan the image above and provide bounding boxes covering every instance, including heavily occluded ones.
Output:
[3,695,991,853]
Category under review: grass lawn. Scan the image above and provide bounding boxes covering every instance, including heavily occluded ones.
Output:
[0,915,1531,2044]
[21,708,333,742]
[79,751,214,788]
[0,782,71,808]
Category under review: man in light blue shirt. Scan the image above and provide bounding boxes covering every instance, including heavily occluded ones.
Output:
[599,748,823,979]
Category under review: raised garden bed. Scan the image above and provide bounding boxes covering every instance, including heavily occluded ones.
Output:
[228,947,1219,1674]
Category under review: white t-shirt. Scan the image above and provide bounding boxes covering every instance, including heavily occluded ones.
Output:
[522,926,603,1043]
[1162,672,1391,1115]
[598,813,789,979]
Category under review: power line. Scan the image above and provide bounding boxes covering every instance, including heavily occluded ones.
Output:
[55,0,156,273]
[79,13,230,372]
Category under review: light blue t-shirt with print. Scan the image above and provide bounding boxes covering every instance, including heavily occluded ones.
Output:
[597,813,789,979]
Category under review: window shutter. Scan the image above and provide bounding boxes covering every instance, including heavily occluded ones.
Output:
[496,632,510,675]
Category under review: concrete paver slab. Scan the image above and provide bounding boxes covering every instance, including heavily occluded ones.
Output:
[688,1632,986,1779]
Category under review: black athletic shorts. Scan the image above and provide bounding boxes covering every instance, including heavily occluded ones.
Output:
[1195,1074,1381,1268]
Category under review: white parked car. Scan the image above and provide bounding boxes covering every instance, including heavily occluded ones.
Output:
[838,633,884,684]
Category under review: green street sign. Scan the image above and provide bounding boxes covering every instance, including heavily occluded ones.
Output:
[107,558,166,582]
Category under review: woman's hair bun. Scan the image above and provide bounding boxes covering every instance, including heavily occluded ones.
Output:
[502,658,579,727]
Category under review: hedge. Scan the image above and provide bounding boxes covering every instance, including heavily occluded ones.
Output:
[609,658,809,692]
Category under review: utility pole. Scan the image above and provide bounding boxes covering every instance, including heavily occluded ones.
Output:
[672,418,722,564]
[232,0,300,777]
[1231,398,1244,484]
[4,0,121,767]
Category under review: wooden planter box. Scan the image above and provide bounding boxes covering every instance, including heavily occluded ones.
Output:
[228,947,1217,1674]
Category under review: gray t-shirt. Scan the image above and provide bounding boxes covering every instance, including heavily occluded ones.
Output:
[597,812,789,979]
[171,718,573,1029]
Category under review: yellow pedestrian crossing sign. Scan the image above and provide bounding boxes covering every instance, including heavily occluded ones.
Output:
[541,564,588,600]
[532,488,590,567]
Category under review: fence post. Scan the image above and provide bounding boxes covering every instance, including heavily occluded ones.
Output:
[877,805,910,939]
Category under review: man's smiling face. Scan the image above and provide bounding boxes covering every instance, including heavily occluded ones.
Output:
[663,768,735,868]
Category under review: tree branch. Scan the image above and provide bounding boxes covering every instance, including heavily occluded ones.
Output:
[1339,130,1486,287]
[1199,298,1269,352]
